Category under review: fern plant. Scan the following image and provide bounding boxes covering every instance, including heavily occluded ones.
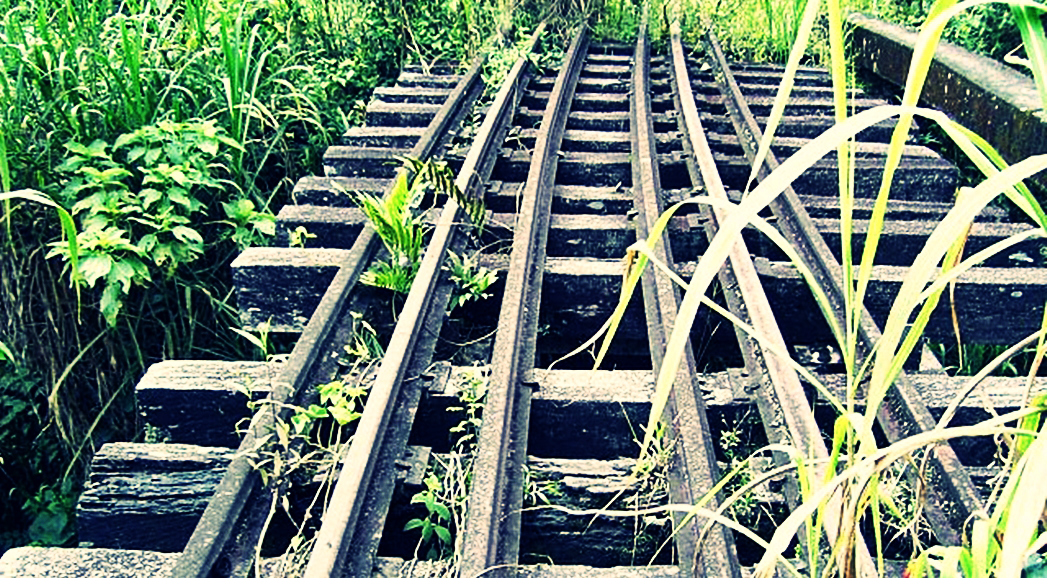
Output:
[357,157,485,294]
[445,250,498,313]
[356,164,428,293]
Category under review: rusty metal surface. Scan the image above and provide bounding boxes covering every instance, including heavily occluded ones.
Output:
[459,25,589,578]
[302,25,548,578]
[669,24,877,573]
[631,20,742,578]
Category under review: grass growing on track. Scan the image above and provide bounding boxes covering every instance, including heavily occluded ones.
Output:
[584,0,1047,574]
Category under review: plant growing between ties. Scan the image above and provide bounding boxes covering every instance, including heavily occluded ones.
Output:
[238,310,382,574]
[404,365,489,562]
[356,156,489,295]
[405,474,455,560]
[445,250,499,313]
[355,163,429,294]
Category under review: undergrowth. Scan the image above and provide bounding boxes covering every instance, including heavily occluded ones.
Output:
[0,0,521,554]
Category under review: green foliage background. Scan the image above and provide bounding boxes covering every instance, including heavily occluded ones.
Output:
[0,0,517,552]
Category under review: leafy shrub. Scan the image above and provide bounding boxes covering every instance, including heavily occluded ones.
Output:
[47,120,273,324]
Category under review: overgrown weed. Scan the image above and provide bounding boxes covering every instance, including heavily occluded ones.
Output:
[590,0,1047,575]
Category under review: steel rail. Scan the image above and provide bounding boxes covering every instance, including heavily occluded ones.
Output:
[630,20,742,578]
[172,54,488,578]
[304,22,548,578]
[668,23,879,574]
[700,30,981,545]
[459,25,589,578]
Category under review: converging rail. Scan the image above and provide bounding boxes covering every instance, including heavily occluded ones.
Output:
[4,11,1047,578]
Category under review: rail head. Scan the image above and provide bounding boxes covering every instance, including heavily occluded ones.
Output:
[667,21,871,573]
[459,23,590,578]
[632,18,745,578]
[300,22,551,578]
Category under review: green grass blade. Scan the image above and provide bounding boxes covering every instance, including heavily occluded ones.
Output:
[999,422,1047,576]
[752,411,1040,577]
[0,190,80,287]
[744,0,823,193]
[0,126,10,239]
[868,153,1047,428]
[940,120,1047,228]
[853,0,958,350]
[638,103,922,460]
[825,0,857,377]
[1011,4,1047,111]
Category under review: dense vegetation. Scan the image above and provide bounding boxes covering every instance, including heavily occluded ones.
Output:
[0,0,520,551]
[3,0,1047,573]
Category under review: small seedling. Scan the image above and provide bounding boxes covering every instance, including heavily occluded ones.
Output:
[230,319,273,361]
[404,473,453,560]
[445,250,498,313]
[288,226,316,248]
[343,311,384,361]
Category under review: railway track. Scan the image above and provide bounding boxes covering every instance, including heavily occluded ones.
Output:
[4,12,1047,578]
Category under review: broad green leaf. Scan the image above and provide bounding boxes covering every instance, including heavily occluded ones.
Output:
[171,225,203,246]
[100,282,123,327]
[126,146,146,164]
[169,187,190,208]
[108,259,138,293]
[79,254,113,286]
[141,188,162,209]
[328,404,357,426]
[198,138,218,157]
[433,525,451,545]
[251,214,275,236]
[113,132,136,150]
[433,503,451,522]
[169,168,188,187]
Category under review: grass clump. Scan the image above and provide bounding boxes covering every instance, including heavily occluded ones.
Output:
[592,0,1047,575]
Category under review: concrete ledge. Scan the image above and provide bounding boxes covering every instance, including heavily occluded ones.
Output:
[849,12,1047,176]
[0,547,177,577]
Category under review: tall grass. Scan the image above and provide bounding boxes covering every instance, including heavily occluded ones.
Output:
[595,0,1047,574]
[0,0,515,553]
